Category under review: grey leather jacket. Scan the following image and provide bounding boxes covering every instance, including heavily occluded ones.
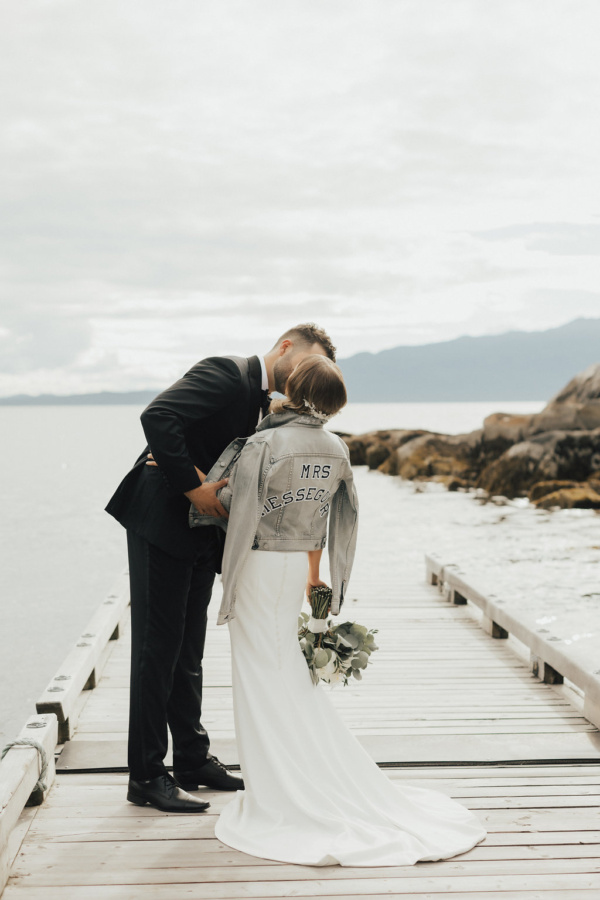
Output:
[189,408,359,625]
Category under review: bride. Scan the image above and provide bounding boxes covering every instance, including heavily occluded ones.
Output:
[189,354,487,867]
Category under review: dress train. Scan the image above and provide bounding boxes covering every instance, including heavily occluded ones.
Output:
[215,549,487,866]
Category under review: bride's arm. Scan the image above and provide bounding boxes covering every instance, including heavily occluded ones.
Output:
[306,550,329,605]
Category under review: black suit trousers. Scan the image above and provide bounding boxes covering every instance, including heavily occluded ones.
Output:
[126,527,220,780]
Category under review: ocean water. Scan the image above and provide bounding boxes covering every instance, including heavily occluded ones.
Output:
[328,400,545,437]
[3,398,596,749]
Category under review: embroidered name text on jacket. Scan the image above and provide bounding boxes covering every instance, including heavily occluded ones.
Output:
[188,408,359,625]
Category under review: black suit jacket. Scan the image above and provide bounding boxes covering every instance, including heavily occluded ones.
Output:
[105,354,263,565]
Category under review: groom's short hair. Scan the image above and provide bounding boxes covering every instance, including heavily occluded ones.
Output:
[273,323,336,362]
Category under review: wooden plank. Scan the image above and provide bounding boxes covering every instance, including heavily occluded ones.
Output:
[0,714,58,895]
[5,867,600,894]
[80,696,589,711]
[35,570,130,741]
[54,731,600,767]
[19,798,600,832]
[425,553,600,729]
[42,770,600,786]
[35,780,594,804]
[6,882,598,900]
[26,800,600,822]
[44,768,600,792]
[4,887,600,900]
[8,836,600,882]
[4,806,38,881]
[23,816,600,850]
[71,719,599,733]
[5,521,600,898]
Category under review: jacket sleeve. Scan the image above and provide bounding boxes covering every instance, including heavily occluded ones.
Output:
[327,454,359,615]
[219,438,271,621]
[140,356,242,496]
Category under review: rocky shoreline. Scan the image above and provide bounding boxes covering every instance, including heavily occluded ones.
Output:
[336,363,600,510]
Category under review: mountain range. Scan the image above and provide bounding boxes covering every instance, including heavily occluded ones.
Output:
[1,318,598,404]
[338,317,600,401]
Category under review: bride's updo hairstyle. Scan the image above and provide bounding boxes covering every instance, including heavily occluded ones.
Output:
[269,354,347,421]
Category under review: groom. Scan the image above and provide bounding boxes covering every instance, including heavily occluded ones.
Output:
[105,323,336,812]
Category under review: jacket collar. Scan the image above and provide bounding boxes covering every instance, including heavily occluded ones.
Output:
[255,407,324,432]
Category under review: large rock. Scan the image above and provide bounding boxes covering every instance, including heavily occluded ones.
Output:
[339,363,600,503]
[342,437,369,465]
[389,430,483,481]
[477,439,547,496]
[339,429,430,468]
[483,412,534,443]
[528,362,600,435]
[528,480,582,502]
[365,442,391,469]
[534,484,600,510]
[477,428,600,496]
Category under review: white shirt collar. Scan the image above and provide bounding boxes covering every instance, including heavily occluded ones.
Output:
[259,356,268,391]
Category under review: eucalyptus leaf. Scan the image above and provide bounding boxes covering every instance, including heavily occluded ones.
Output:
[314,648,329,669]
[298,614,377,688]
[336,633,354,649]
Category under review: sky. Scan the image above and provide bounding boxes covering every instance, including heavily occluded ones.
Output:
[1,0,600,396]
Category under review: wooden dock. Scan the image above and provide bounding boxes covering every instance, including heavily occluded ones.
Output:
[3,494,600,896]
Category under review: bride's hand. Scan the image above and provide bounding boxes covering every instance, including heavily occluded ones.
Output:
[146,452,206,484]
[306,577,329,606]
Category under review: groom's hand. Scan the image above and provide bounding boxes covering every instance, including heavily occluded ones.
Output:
[185,480,230,519]
[146,452,228,518]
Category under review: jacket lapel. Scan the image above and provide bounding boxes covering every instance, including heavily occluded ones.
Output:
[245,355,262,435]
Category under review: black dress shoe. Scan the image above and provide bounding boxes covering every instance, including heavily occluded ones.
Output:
[127,773,211,812]
[174,755,244,791]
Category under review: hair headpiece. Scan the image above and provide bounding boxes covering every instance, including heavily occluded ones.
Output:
[303,398,333,421]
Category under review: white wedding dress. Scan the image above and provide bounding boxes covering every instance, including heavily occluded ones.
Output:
[215,549,488,866]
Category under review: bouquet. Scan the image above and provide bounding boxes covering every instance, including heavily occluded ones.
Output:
[298,585,379,686]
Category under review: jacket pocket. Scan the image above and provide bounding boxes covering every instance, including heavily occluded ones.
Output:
[188,505,228,529]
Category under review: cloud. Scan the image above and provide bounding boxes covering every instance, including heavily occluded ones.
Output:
[525,288,600,316]
[474,222,600,256]
[0,304,92,374]
[1,1,600,393]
